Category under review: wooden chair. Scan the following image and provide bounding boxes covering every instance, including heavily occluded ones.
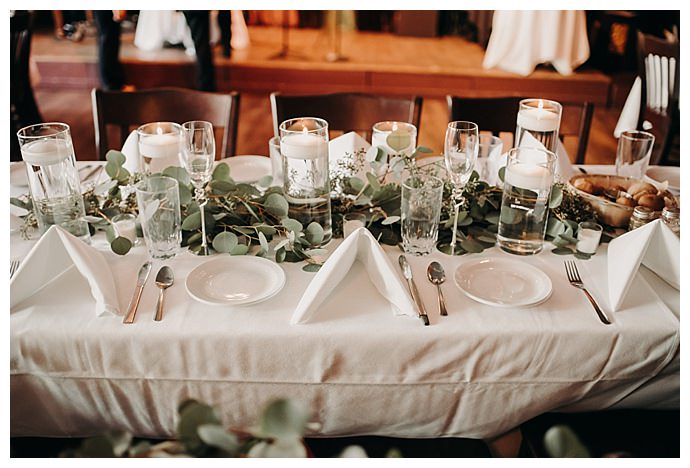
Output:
[636,31,680,165]
[270,92,423,140]
[446,96,594,164]
[11,11,43,161]
[91,87,240,160]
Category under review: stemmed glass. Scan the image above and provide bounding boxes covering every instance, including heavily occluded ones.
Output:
[443,121,479,255]
[181,121,215,255]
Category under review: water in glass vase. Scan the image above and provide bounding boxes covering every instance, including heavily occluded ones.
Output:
[285,195,333,245]
[497,183,550,255]
[35,194,90,242]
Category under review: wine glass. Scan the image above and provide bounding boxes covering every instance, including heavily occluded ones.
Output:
[181,121,215,255]
[443,121,479,255]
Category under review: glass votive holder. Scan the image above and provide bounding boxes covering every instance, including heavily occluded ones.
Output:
[576,221,603,255]
[371,121,417,155]
[342,213,367,238]
[112,213,139,246]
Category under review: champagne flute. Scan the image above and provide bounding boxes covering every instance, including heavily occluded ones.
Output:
[443,121,479,255]
[181,121,215,255]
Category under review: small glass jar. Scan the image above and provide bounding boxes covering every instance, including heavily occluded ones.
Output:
[661,207,680,236]
[628,206,657,231]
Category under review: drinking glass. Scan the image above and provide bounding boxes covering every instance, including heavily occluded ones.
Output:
[181,121,215,255]
[515,98,562,153]
[444,121,479,254]
[16,123,90,242]
[401,174,444,256]
[137,122,183,173]
[279,117,332,245]
[268,136,284,185]
[497,147,557,255]
[371,121,417,155]
[111,213,138,246]
[135,176,182,260]
[615,130,655,180]
[477,134,503,183]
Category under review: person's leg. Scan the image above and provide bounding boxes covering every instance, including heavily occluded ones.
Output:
[218,10,232,57]
[94,10,125,90]
[183,10,216,91]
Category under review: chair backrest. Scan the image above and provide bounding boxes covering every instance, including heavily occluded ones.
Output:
[446,96,594,164]
[11,11,43,161]
[91,87,240,160]
[637,31,679,165]
[270,92,423,140]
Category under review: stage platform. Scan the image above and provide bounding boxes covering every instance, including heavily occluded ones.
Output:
[31,25,611,105]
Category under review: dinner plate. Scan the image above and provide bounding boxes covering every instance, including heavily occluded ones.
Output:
[186,255,286,306]
[10,162,28,187]
[454,257,552,308]
[220,155,272,184]
[645,166,680,195]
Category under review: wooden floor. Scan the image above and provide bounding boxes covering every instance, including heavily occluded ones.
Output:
[29,25,621,163]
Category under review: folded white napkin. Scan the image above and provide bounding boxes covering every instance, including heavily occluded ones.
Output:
[607,219,680,311]
[290,227,417,324]
[328,131,372,178]
[518,130,575,181]
[120,130,141,174]
[482,143,506,186]
[10,226,121,317]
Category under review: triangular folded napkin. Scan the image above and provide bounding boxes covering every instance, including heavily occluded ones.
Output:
[10,226,121,317]
[518,130,575,181]
[607,219,680,311]
[290,227,417,324]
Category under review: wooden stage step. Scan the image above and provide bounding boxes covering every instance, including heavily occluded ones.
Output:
[32,26,611,105]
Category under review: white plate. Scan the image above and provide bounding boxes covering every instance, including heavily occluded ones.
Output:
[645,166,680,194]
[220,155,272,184]
[10,162,28,187]
[454,257,553,308]
[186,255,286,306]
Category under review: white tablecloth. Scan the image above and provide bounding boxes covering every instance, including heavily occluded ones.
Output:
[9,164,679,439]
[483,10,590,76]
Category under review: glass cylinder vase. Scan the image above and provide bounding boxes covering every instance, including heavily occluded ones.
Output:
[515,98,562,153]
[279,117,332,245]
[497,147,557,255]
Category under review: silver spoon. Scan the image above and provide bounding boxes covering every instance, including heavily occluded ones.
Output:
[427,262,448,316]
[154,266,174,322]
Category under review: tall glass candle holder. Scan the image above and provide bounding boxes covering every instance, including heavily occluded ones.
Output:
[515,99,562,153]
[279,117,332,245]
[137,122,183,174]
[371,121,417,155]
[497,147,557,255]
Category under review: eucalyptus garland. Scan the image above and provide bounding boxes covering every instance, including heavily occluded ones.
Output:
[10,147,602,267]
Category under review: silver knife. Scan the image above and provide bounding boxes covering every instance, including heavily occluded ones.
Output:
[398,255,430,326]
[123,261,153,324]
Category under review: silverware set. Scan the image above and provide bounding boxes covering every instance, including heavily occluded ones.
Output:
[123,261,175,324]
[398,255,452,326]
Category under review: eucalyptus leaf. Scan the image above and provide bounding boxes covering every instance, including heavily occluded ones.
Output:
[255,225,278,236]
[94,179,118,196]
[365,146,383,163]
[546,218,566,238]
[574,252,592,260]
[381,215,400,225]
[79,435,116,458]
[386,130,411,152]
[354,195,372,206]
[282,218,303,233]
[265,193,289,218]
[552,247,574,255]
[105,150,126,166]
[258,398,310,440]
[230,244,249,255]
[415,146,433,153]
[258,231,269,252]
[257,175,274,187]
[548,184,563,208]
[498,166,506,183]
[275,247,287,263]
[212,231,238,253]
[177,400,221,454]
[162,166,191,186]
[304,222,324,245]
[366,172,381,192]
[484,212,500,225]
[197,424,239,454]
[178,184,193,206]
[557,233,578,244]
[302,264,322,273]
[212,163,231,181]
[347,176,366,193]
[182,211,201,231]
[111,236,132,255]
[460,237,485,253]
[210,180,235,194]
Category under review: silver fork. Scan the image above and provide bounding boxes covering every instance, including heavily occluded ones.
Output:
[10,260,21,279]
[564,260,611,325]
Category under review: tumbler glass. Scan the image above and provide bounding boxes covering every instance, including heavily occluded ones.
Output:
[615,130,655,180]
[135,176,182,259]
[401,174,444,256]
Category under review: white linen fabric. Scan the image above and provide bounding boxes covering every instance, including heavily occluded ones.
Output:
[291,227,417,324]
[607,220,680,311]
[10,223,679,439]
[328,131,372,180]
[483,11,590,76]
[120,130,140,174]
[10,226,121,317]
